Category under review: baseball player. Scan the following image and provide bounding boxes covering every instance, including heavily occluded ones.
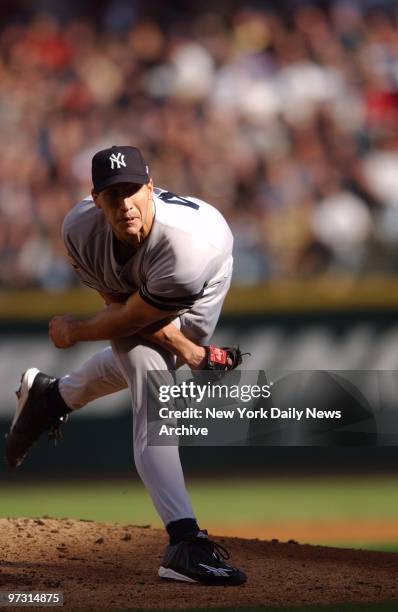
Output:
[6,146,246,586]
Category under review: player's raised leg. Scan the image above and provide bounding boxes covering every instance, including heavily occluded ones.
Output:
[5,346,127,468]
[5,321,205,468]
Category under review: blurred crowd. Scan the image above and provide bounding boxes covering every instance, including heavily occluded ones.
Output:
[2,0,398,288]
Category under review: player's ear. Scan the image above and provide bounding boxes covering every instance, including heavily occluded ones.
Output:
[147,178,154,195]
[92,189,100,208]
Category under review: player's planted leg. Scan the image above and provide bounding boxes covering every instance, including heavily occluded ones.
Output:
[111,336,247,586]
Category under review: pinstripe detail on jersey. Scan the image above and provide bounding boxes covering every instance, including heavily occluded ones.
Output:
[139,283,205,311]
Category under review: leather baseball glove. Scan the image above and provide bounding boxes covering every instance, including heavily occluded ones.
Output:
[204,345,247,371]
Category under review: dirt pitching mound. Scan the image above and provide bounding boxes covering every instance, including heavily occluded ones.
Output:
[0,518,397,609]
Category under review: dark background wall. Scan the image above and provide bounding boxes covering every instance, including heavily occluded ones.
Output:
[2,309,398,480]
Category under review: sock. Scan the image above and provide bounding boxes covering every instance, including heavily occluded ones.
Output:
[47,380,72,418]
[167,518,200,545]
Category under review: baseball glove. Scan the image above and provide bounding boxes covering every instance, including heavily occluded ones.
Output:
[204,345,247,371]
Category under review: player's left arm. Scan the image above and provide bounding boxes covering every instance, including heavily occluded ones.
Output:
[49,291,181,348]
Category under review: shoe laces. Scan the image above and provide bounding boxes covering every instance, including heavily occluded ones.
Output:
[192,531,230,561]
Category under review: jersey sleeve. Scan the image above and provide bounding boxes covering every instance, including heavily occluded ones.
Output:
[62,217,105,292]
[139,237,211,311]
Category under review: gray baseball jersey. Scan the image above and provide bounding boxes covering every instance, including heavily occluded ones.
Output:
[62,187,233,320]
[59,188,234,526]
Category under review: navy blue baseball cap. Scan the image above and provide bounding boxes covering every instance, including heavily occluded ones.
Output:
[92,145,150,193]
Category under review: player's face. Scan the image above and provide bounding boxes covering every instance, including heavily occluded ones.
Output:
[93,180,154,245]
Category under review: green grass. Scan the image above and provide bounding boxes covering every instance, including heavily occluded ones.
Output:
[362,543,398,552]
[1,476,398,551]
[187,476,398,522]
[2,476,398,523]
[1,480,158,524]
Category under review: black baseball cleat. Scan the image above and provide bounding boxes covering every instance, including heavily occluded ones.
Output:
[5,368,70,468]
[159,530,247,585]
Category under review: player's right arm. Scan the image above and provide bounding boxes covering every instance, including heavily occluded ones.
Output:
[97,291,205,369]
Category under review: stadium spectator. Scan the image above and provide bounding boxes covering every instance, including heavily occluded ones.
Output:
[1,1,398,288]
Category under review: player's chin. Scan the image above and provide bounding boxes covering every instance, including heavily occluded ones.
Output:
[119,221,141,236]
[125,224,141,236]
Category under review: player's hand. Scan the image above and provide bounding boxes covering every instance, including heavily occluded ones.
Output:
[49,315,78,349]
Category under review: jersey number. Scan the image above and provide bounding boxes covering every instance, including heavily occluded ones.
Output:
[158,191,199,210]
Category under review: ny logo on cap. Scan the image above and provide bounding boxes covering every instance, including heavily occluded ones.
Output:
[109,152,126,170]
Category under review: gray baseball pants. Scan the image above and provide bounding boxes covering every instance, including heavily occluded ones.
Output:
[58,273,232,526]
